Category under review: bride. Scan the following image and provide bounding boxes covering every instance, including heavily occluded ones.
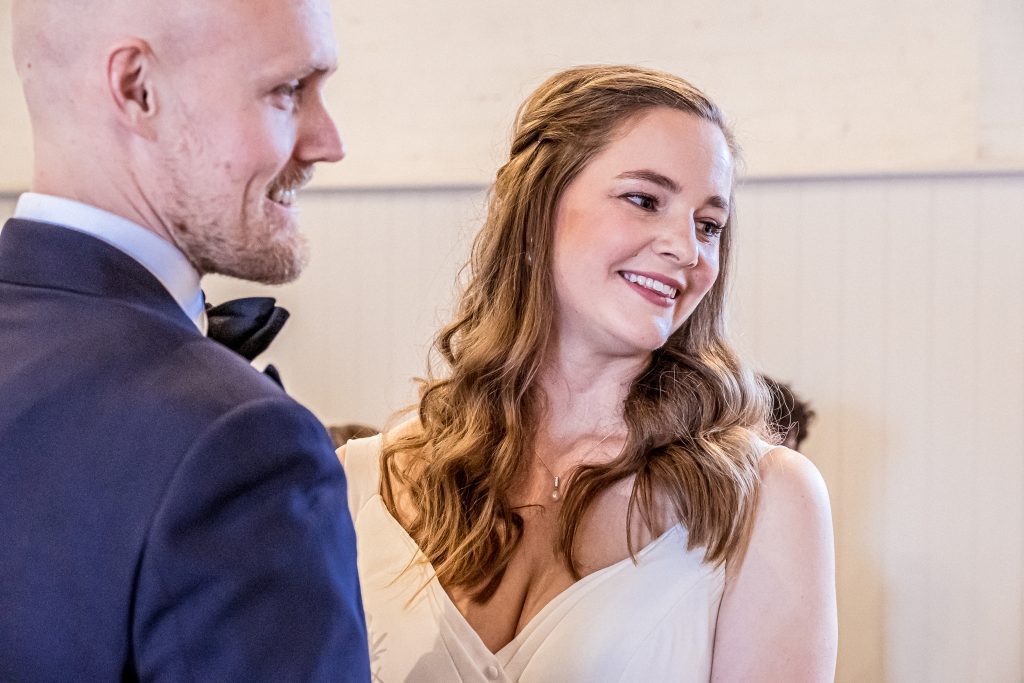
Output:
[340,64,837,682]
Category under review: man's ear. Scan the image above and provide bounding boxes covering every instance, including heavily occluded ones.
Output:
[107,39,159,138]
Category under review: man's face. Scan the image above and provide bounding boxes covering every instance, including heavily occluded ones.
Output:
[150,0,343,284]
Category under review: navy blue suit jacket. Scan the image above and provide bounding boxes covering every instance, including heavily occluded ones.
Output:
[0,219,370,681]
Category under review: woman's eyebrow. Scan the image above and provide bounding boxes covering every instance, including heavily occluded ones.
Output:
[706,195,730,212]
[617,169,730,212]
[616,169,680,193]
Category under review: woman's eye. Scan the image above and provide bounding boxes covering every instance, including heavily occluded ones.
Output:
[701,221,725,238]
[625,193,658,211]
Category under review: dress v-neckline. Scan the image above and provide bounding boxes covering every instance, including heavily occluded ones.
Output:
[371,493,685,659]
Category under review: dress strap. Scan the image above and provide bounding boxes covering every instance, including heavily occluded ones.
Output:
[340,433,384,523]
[756,436,777,458]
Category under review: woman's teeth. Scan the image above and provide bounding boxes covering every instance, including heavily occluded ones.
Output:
[622,272,678,299]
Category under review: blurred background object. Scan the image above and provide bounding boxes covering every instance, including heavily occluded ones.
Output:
[328,423,380,449]
[762,375,816,451]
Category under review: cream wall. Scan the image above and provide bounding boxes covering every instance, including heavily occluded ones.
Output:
[2,0,1023,681]
[1,0,1023,188]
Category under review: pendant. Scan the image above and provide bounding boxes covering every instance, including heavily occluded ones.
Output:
[550,475,561,502]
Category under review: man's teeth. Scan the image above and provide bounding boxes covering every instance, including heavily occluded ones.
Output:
[268,187,297,206]
[622,272,677,299]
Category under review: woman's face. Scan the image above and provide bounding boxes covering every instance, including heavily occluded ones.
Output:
[549,106,734,359]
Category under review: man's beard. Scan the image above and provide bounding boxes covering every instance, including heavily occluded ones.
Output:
[161,157,312,285]
[173,205,311,285]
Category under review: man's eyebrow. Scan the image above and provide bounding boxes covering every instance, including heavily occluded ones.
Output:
[302,63,335,79]
[617,169,680,193]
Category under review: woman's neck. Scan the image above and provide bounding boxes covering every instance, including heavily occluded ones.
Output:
[534,341,648,445]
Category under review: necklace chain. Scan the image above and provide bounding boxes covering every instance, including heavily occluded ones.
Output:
[535,431,615,503]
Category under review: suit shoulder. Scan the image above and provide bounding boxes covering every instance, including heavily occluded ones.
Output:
[144,333,298,417]
[100,326,324,461]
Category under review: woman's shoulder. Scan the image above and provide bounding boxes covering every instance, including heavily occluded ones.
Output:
[713,445,837,679]
[336,432,385,522]
[337,431,382,464]
[714,440,834,587]
[337,416,424,524]
[756,445,830,516]
[386,416,423,442]
[741,444,832,558]
[337,417,420,465]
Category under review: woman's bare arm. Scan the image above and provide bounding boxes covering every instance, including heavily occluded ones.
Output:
[711,447,838,682]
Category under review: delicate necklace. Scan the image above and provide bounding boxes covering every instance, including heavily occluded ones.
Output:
[535,432,615,502]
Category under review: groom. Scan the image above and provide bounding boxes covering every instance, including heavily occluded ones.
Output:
[0,1,369,680]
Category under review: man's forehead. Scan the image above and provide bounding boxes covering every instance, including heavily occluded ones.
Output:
[15,0,336,47]
[74,1,329,91]
[12,0,338,98]
[178,0,338,63]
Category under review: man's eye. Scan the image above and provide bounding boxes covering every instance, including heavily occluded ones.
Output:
[625,193,658,211]
[272,81,302,102]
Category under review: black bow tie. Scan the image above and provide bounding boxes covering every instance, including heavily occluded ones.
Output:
[205,297,289,386]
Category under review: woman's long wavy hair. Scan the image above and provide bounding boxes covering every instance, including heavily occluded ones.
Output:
[381,65,768,601]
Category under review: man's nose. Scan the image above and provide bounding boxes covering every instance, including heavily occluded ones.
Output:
[298,99,345,164]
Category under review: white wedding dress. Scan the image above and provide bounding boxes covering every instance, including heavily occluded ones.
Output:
[343,434,726,682]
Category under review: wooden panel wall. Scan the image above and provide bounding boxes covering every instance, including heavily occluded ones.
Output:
[733,175,1024,681]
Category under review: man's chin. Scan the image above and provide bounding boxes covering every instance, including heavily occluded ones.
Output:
[197,230,310,284]
[232,241,309,285]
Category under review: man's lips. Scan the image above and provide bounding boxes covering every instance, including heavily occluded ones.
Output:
[267,168,314,207]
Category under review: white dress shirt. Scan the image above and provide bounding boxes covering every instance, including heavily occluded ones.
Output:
[13,193,207,332]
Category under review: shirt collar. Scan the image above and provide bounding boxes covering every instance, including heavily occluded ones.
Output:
[13,192,206,331]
